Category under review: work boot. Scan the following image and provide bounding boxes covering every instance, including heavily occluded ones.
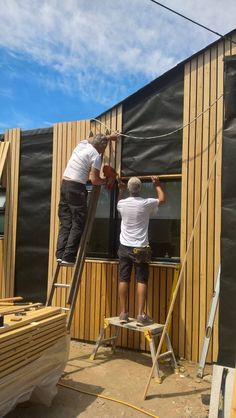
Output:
[136,314,153,327]
[119,312,129,324]
[61,255,76,266]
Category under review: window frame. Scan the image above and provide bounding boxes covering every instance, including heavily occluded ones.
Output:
[87,174,181,264]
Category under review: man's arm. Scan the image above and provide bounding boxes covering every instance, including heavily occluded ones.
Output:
[90,167,107,186]
[117,179,127,201]
[151,176,165,204]
[106,131,120,142]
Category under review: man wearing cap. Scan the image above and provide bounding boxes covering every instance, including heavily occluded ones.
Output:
[117,176,165,326]
[56,132,119,266]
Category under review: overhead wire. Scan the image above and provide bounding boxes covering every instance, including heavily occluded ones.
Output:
[91,93,224,140]
[149,0,236,46]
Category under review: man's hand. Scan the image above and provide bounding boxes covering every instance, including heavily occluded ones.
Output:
[118,179,127,191]
[106,131,120,141]
[151,176,165,204]
[151,176,160,186]
[117,179,127,200]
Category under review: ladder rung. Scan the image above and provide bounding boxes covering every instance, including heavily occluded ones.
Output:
[54,283,70,288]
[60,307,70,311]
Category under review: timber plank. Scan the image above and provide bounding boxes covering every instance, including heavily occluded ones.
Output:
[199,49,210,361]
[192,53,204,362]
[206,45,218,362]
[0,307,62,335]
[180,61,191,358]
[0,142,9,180]
[186,57,197,360]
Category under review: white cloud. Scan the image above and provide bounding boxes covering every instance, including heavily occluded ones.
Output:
[0,0,235,103]
[0,87,14,99]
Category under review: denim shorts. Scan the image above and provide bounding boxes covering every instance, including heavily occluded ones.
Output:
[118,244,149,283]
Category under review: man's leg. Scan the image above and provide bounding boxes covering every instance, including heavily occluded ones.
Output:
[118,281,129,314]
[135,263,153,326]
[137,282,147,316]
[63,183,87,262]
[56,182,72,260]
[118,245,132,322]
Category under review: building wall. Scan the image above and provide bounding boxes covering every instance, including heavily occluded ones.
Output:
[180,34,236,362]
[1,34,236,360]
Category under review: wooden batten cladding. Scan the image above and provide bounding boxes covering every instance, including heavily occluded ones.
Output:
[0,129,20,298]
[180,34,236,362]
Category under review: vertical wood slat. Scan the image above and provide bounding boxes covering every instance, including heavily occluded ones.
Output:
[186,57,197,360]
[1,129,20,298]
[0,142,10,180]
[181,37,231,362]
[192,53,204,362]
[179,61,190,358]
[206,45,217,362]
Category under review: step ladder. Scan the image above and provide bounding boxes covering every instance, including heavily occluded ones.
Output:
[90,316,179,383]
[46,185,101,331]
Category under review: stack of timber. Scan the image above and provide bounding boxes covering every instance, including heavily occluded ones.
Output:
[0,299,67,382]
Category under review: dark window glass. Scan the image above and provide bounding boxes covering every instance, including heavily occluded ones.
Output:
[116,180,181,262]
[86,180,181,262]
[87,186,114,258]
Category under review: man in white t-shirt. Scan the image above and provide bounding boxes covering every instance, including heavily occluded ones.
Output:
[56,132,118,266]
[117,176,165,326]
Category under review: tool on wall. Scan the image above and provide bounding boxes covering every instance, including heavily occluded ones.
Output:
[197,266,220,378]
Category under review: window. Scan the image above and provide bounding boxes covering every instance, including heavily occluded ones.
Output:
[115,180,181,262]
[87,179,181,262]
[145,180,181,261]
[0,187,6,236]
[87,185,115,258]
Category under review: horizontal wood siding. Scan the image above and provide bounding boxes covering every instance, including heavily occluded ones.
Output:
[180,34,236,362]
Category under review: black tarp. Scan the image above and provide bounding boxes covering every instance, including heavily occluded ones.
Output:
[121,67,184,176]
[218,56,236,368]
[14,128,53,303]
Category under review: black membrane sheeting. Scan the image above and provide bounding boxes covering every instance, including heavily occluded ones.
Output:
[121,67,184,176]
[14,129,53,303]
[218,56,236,368]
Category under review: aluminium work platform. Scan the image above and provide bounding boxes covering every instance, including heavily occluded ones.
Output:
[90,316,179,383]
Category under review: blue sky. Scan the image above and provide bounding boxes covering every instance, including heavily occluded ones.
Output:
[0,0,235,132]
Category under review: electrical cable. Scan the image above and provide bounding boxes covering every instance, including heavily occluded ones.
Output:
[58,381,160,418]
[149,0,236,46]
[91,93,224,140]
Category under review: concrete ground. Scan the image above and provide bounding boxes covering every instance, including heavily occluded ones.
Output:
[6,340,212,418]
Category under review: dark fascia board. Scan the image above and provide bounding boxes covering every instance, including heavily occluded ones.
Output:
[96,27,236,119]
[0,127,53,140]
[21,127,53,137]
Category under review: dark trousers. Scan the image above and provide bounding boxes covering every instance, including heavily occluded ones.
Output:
[56,179,88,261]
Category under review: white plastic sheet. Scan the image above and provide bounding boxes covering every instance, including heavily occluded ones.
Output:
[0,335,70,417]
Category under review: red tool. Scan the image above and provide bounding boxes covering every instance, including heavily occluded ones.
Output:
[103,165,118,190]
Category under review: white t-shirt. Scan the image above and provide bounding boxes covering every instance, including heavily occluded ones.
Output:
[117,196,159,247]
[63,140,101,184]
